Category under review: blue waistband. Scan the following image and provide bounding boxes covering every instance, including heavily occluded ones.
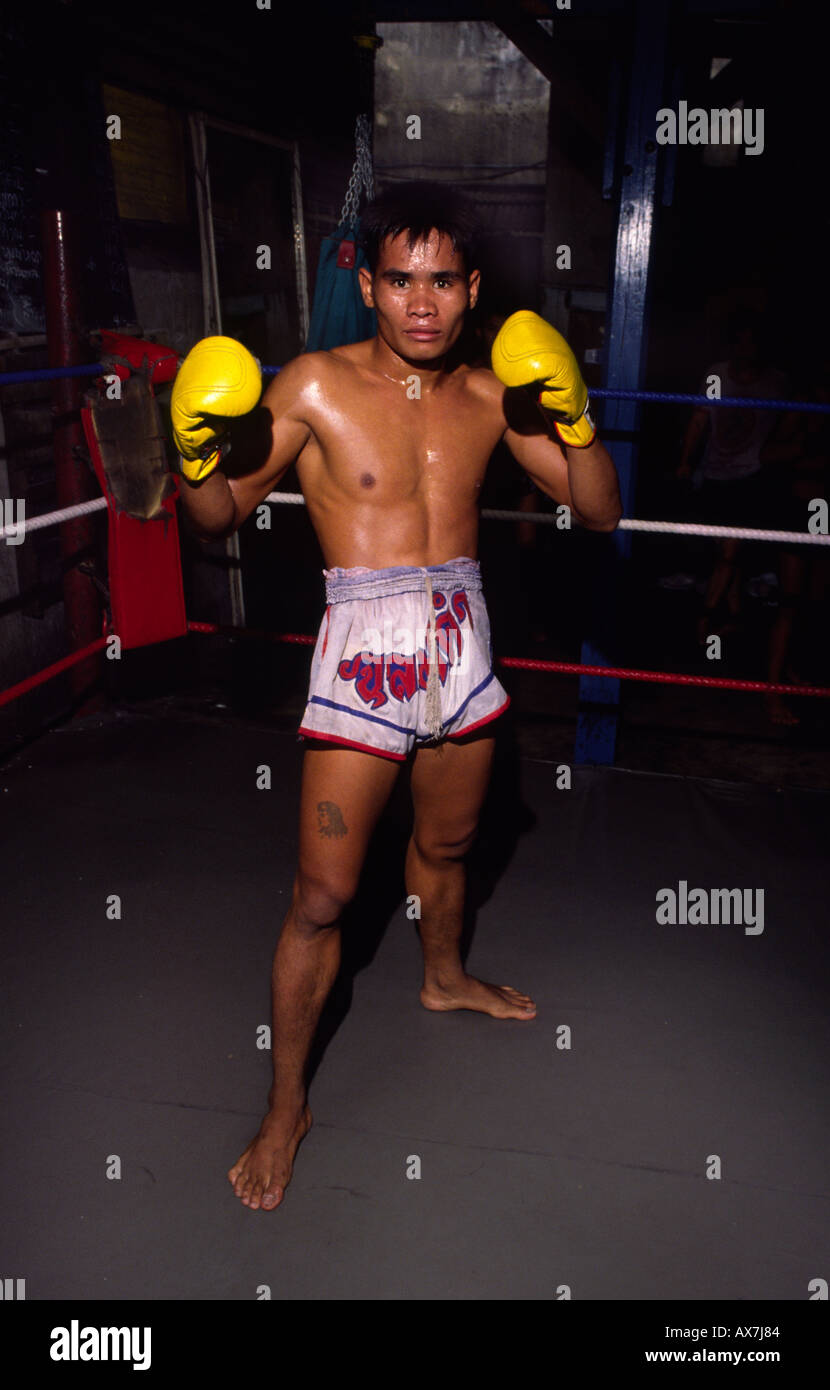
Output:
[323,556,481,604]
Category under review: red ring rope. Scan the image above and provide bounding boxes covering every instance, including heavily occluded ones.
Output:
[0,636,109,709]
[184,624,830,699]
[498,657,829,697]
[3,626,826,707]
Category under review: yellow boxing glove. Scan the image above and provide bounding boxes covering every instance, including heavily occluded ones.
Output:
[171,336,262,483]
[491,310,596,448]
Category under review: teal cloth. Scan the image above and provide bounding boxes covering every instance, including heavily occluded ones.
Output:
[305,220,376,352]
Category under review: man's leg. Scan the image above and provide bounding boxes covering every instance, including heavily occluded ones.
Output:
[228,742,401,1210]
[766,549,806,725]
[406,731,536,1020]
[698,538,741,642]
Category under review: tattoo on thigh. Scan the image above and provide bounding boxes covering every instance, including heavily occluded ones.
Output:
[317,800,348,838]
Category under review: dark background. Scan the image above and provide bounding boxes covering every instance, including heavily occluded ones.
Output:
[1,0,828,784]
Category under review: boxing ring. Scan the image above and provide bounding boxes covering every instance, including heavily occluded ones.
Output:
[3,358,830,716]
[2,346,829,1306]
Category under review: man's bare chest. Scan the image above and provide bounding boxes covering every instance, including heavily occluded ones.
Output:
[307,377,503,480]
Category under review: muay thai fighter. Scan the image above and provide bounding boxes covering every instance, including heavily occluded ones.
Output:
[172,182,622,1211]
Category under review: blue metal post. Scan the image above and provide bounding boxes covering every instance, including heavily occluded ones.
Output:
[574,0,670,764]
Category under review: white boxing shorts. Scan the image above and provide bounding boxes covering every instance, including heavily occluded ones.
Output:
[297,556,510,761]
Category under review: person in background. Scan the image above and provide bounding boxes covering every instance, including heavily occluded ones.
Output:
[760,357,830,724]
[677,309,789,646]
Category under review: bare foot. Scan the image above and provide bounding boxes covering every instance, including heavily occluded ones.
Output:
[765,694,800,726]
[227,1103,312,1211]
[421,973,536,1020]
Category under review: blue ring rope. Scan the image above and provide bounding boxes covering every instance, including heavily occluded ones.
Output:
[589,387,830,413]
[0,362,106,386]
[2,360,829,414]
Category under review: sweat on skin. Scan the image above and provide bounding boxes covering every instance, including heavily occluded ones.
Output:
[174,208,622,1213]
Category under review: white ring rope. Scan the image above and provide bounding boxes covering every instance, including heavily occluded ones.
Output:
[262,495,829,543]
[479,507,830,545]
[0,495,108,539]
[1,490,827,546]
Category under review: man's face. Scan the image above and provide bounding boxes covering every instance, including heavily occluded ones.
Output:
[731,327,760,367]
[359,229,480,362]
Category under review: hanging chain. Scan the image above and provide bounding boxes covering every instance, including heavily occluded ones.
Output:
[339,114,374,228]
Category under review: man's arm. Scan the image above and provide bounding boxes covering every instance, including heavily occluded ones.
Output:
[760,409,803,466]
[177,354,316,540]
[501,388,622,532]
[487,311,621,531]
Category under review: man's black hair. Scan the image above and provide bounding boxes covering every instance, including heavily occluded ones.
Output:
[726,305,765,344]
[359,180,479,274]
[724,305,771,367]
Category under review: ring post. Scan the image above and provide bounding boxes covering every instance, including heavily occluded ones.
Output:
[575,0,669,765]
[41,207,104,711]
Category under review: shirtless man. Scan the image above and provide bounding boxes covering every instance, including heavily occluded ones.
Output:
[172,182,622,1212]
